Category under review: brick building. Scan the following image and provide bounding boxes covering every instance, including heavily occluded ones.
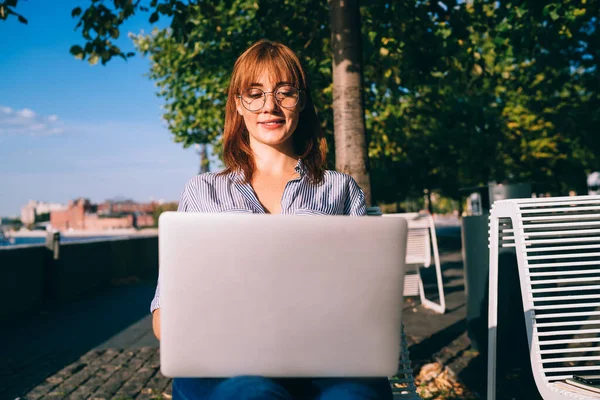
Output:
[50,198,154,232]
[97,199,157,215]
[21,200,67,225]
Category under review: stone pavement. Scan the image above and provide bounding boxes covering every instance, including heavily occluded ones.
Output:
[19,348,171,400]
[4,249,487,400]
[1,283,161,400]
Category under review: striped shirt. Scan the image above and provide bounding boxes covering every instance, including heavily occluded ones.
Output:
[150,159,366,312]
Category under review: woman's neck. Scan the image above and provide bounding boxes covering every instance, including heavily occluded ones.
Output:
[250,139,298,178]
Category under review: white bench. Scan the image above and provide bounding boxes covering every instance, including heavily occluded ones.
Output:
[384,212,446,314]
[487,195,600,399]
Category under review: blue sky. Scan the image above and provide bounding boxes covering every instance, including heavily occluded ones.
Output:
[0,1,214,217]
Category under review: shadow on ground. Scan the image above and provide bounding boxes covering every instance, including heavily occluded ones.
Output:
[0,281,157,399]
[458,351,542,400]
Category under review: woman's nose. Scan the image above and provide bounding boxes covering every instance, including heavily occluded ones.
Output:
[262,93,279,112]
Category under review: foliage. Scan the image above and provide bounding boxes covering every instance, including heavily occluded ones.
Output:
[0,217,22,227]
[131,0,600,201]
[365,0,599,200]
[5,0,600,203]
[152,201,178,226]
[34,212,50,223]
[0,0,26,24]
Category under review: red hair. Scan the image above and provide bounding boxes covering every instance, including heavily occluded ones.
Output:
[221,40,326,183]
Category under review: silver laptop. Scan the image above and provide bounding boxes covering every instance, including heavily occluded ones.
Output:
[158,212,408,377]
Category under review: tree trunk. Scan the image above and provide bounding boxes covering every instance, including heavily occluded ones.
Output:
[330,0,372,206]
[426,189,433,214]
[198,143,210,175]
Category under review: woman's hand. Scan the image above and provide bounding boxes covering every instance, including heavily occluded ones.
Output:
[152,309,161,340]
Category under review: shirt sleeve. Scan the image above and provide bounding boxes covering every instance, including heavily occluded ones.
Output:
[344,176,367,216]
[150,182,192,313]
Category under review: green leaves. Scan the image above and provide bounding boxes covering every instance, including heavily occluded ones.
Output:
[69,45,84,58]
[127,0,600,200]
[0,0,588,201]
[149,11,159,23]
[88,54,99,65]
[364,0,600,200]
[0,0,27,23]
[68,0,156,64]
[544,4,561,21]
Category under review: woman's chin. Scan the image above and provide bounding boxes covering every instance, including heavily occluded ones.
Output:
[253,130,292,146]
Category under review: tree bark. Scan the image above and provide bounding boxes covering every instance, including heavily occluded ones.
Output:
[426,189,433,214]
[197,143,210,175]
[330,0,372,206]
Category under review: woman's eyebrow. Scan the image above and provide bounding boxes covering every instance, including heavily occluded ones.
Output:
[247,81,293,87]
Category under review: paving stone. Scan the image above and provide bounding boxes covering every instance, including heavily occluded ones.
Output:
[112,348,159,399]
[136,372,173,400]
[38,349,121,399]
[21,351,102,400]
[65,350,123,400]
[86,349,147,399]
[445,345,480,381]
[433,331,471,366]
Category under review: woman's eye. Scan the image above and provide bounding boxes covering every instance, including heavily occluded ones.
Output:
[245,89,263,99]
[277,87,297,98]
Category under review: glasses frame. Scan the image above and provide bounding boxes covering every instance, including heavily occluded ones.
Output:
[237,85,304,112]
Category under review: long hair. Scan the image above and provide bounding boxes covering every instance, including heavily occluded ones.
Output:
[221,40,326,184]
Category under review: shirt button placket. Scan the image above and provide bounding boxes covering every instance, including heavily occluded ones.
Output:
[280,179,297,215]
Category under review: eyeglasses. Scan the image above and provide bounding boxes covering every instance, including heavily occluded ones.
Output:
[237,85,303,112]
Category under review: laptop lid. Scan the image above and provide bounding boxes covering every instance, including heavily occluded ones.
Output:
[158,213,407,377]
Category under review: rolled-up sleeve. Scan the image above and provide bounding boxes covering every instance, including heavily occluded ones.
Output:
[344,176,367,216]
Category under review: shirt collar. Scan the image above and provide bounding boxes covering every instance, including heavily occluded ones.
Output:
[294,159,307,177]
[228,168,244,184]
[229,159,306,183]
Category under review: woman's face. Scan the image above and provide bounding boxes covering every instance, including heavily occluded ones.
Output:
[236,72,302,150]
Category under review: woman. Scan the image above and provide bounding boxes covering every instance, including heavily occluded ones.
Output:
[151,40,393,400]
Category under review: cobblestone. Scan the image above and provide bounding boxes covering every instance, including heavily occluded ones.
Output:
[20,348,171,400]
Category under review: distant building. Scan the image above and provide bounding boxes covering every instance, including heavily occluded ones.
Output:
[21,200,67,225]
[97,198,156,215]
[50,198,154,232]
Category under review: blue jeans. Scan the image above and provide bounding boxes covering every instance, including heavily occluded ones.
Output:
[172,376,393,400]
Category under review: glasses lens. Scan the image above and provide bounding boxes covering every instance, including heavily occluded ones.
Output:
[276,86,299,108]
[241,88,265,111]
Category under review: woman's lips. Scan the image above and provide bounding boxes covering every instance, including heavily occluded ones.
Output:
[258,120,285,129]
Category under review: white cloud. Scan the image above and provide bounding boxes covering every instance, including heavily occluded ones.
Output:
[30,123,47,131]
[47,127,64,134]
[0,105,65,136]
[18,108,36,118]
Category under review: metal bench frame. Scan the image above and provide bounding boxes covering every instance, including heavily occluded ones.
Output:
[488,195,600,400]
[384,212,446,314]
